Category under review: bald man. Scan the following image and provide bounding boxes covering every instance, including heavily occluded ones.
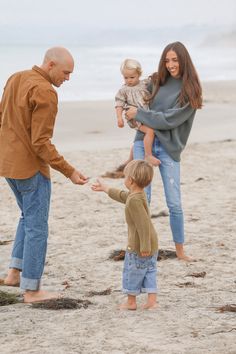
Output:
[0,47,88,302]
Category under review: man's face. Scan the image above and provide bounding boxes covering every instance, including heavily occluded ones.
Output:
[49,60,74,87]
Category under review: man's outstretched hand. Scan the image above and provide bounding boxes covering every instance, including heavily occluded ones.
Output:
[70,170,89,185]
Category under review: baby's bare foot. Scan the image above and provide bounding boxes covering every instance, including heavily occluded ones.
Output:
[145,155,161,167]
[23,290,62,303]
[119,302,137,311]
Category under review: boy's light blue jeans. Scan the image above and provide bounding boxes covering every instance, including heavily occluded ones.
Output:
[133,138,184,244]
[123,251,158,296]
[6,172,51,291]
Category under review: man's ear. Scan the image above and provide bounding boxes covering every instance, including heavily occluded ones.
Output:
[48,60,55,70]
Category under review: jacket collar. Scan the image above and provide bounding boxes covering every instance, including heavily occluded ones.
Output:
[32,65,53,84]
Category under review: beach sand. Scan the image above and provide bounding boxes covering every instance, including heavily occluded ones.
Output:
[0,80,236,354]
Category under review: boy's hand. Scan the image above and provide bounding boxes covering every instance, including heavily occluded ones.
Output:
[140,251,151,257]
[117,118,124,128]
[91,177,109,193]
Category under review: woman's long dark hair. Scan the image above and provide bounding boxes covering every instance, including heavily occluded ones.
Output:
[149,42,202,109]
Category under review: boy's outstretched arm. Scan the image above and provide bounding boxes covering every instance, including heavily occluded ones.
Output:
[91,177,109,194]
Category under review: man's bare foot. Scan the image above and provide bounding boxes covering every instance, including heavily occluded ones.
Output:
[119,302,137,311]
[1,268,20,287]
[141,302,158,310]
[23,290,62,303]
[145,155,161,167]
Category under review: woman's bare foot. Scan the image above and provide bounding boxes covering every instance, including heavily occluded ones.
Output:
[119,302,137,311]
[141,302,158,310]
[145,155,161,167]
[2,268,20,287]
[175,243,194,262]
[177,254,194,262]
[23,290,62,303]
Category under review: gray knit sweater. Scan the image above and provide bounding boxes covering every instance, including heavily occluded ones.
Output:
[134,76,196,161]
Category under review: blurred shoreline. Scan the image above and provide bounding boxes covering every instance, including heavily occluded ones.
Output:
[54,80,236,152]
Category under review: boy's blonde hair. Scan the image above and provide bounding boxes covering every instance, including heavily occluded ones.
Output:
[124,160,154,189]
[120,58,142,76]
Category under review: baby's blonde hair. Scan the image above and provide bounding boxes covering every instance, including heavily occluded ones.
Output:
[124,160,154,189]
[120,58,142,76]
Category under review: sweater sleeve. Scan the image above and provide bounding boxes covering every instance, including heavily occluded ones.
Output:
[108,188,129,204]
[128,198,151,253]
[135,103,195,131]
[29,87,74,178]
[115,87,127,108]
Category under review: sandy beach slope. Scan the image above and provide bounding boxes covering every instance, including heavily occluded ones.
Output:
[0,80,236,354]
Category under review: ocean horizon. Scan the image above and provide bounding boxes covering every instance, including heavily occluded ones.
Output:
[0,26,235,101]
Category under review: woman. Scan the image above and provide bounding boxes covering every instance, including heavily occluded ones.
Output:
[126,41,202,261]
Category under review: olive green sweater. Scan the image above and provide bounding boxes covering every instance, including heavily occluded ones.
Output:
[108,188,158,255]
[134,76,196,162]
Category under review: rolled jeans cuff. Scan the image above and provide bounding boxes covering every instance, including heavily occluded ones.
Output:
[9,257,23,270]
[141,287,158,293]
[20,276,41,291]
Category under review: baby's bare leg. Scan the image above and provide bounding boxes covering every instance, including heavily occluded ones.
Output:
[139,125,161,166]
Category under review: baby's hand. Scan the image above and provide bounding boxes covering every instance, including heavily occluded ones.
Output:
[117,118,124,128]
[91,178,109,193]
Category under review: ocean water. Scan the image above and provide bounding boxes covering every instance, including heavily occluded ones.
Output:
[0,44,236,101]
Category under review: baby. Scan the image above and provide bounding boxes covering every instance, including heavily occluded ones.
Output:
[115,59,160,167]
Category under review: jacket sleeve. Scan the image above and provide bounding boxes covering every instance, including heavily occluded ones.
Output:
[108,188,129,204]
[29,87,74,178]
[135,103,195,131]
[128,198,151,253]
[0,101,2,129]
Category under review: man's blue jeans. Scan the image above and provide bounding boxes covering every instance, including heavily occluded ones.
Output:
[6,172,51,290]
[133,138,184,244]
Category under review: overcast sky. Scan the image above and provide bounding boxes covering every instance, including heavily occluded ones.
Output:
[1,0,236,29]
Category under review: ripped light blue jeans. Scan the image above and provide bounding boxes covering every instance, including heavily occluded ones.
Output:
[6,172,51,291]
[133,138,184,244]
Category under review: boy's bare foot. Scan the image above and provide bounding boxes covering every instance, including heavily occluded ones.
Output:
[141,302,158,310]
[119,302,137,311]
[23,290,62,303]
[145,155,161,167]
[1,268,20,287]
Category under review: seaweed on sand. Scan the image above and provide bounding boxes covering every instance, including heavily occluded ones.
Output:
[0,290,20,306]
[216,304,236,313]
[109,249,177,261]
[31,297,92,310]
[87,288,112,297]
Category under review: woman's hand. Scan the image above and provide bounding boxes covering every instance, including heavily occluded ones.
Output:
[125,107,137,120]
